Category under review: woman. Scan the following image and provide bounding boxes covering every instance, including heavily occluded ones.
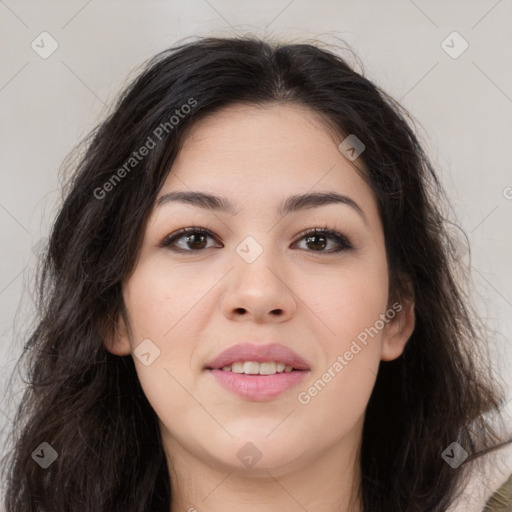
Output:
[2,35,511,512]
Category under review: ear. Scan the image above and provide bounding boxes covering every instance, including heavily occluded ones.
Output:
[380,298,415,361]
[103,311,132,356]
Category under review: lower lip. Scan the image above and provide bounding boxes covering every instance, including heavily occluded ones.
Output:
[207,369,309,401]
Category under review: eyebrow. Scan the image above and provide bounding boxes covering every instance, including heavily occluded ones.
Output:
[155,190,367,223]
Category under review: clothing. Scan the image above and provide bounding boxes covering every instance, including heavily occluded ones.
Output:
[482,473,512,511]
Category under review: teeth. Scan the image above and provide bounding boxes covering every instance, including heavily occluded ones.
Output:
[259,362,276,375]
[231,362,244,373]
[219,361,296,375]
[243,361,260,374]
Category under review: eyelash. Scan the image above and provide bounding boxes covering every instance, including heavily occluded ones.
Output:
[158,225,353,254]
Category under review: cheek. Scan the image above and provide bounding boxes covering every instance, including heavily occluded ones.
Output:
[123,256,222,351]
[299,252,389,350]
[122,259,217,401]
[294,254,388,414]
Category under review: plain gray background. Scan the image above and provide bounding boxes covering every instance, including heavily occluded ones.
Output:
[1,1,511,510]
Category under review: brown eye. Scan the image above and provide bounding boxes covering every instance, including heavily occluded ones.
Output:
[305,233,328,251]
[293,228,353,253]
[183,232,208,250]
[159,227,221,253]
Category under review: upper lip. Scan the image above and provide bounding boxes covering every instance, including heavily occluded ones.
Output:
[205,343,311,371]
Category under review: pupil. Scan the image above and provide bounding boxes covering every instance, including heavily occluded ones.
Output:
[187,233,206,250]
[306,234,326,251]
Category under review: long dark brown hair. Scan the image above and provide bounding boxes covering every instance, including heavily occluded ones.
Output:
[2,35,511,512]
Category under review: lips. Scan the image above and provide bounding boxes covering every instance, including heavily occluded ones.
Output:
[205,343,311,401]
[204,343,311,371]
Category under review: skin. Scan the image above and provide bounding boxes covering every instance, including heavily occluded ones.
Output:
[105,103,415,512]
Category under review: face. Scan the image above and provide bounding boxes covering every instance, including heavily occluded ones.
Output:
[106,103,414,478]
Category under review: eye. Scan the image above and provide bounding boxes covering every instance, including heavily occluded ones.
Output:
[159,227,221,253]
[292,227,353,253]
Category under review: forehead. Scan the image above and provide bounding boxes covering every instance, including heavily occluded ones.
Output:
[176,102,342,168]
[159,103,379,224]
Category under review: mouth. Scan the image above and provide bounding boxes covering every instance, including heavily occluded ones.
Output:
[204,343,310,401]
[204,342,311,372]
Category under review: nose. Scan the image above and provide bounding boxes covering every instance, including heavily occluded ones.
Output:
[221,245,297,324]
